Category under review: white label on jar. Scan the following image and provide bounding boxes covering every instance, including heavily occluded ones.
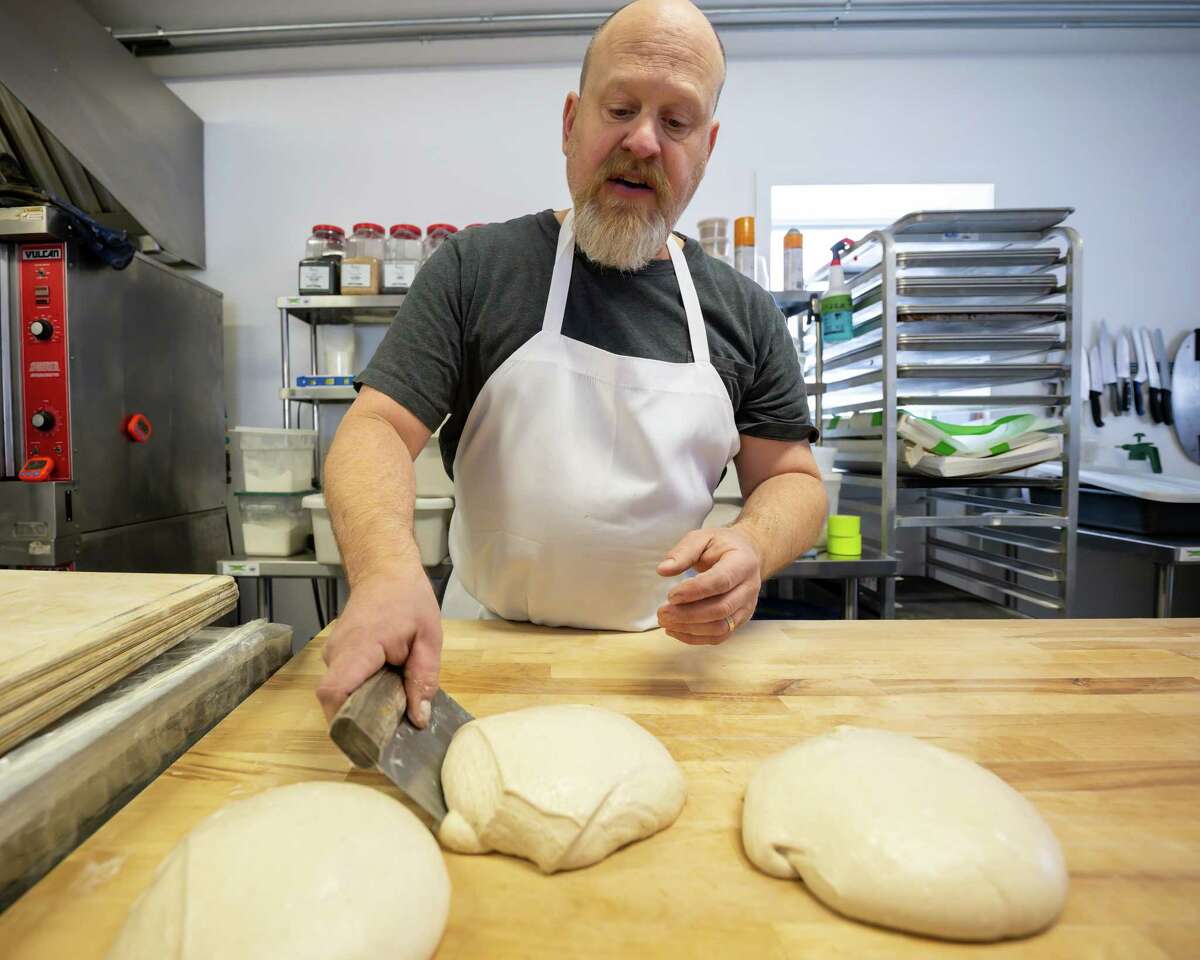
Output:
[299,264,331,290]
[384,262,417,289]
[342,262,373,288]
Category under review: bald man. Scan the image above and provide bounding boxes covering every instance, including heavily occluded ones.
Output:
[319,0,826,726]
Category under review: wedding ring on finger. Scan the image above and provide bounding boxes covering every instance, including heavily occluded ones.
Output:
[725,614,737,633]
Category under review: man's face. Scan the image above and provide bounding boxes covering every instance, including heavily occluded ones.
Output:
[563,50,719,271]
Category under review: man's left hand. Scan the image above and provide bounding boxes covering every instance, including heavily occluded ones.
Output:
[656,527,763,645]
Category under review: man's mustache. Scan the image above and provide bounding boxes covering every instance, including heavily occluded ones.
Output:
[590,155,672,203]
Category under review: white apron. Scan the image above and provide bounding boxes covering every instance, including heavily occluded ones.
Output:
[441,210,740,630]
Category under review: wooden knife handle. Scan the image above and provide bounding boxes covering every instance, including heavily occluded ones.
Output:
[329,666,407,769]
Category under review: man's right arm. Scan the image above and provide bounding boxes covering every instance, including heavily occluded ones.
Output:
[315,385,444,728]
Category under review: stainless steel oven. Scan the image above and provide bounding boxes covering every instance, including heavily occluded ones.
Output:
[1,205,227,571]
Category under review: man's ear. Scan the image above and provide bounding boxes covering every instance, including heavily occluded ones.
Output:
[562,92,580,155]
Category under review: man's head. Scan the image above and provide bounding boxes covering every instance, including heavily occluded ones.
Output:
[563,0,725,271]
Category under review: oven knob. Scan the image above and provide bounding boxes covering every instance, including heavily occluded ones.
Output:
[31,410,55,432]
[29,319,54,340]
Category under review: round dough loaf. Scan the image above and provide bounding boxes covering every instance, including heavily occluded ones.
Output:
[107,782,450,960]
[438,704,685,873]
[742,726,1068,941]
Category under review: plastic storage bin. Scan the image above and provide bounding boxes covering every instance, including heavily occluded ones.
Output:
[414,435,453,498]
[302,493,453,566]
[302,493,340,565]
[237,492,312,556]
[228,427,317,493]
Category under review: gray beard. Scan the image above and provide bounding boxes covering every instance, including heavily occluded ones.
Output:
[571,196,672,272]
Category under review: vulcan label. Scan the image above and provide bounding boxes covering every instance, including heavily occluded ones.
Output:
[21,247,64,261]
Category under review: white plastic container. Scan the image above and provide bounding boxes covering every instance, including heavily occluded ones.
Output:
[237,492,311,557]
[414,436,453,498]
[319,326,356,376]
[302,493,340,565]
[816,473,842,548]
[229,427,317,493]
[302,493,453,566]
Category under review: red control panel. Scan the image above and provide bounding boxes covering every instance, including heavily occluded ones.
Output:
[18,243,71,481]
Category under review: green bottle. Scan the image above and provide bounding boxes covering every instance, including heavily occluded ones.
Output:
[820,241,854,344]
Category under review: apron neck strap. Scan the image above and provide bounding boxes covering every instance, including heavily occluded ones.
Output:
[665,233,710,365]
[545,210,710,366]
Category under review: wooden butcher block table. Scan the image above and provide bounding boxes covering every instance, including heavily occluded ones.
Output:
[3,618,1198,958]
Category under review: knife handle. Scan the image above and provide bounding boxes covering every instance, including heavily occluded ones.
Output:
[1120,381,1131,413]
[1132,381,1145,417]
[330,666,408,769]
[1162,388,1174,426]
[1148,387,1163,424]
[1089,391,1104,428]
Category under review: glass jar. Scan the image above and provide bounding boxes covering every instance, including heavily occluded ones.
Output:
[304,224,345,260]
[341,222,385,295]
[298,224,344,295]
[382,224,423,294]
[423,223,458,260]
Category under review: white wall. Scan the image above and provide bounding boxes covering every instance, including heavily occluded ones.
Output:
[168,49,1200,631]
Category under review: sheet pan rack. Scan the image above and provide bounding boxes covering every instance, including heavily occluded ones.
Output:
[800,209,1081,618]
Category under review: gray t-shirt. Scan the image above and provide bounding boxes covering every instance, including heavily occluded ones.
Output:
[357,210,817,478]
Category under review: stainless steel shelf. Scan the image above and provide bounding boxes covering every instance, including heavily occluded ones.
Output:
[838,471,1067,491]
[819,333,1065,373]
[823,394,1069,416]
[951,526,1065,556]
[927,535,1063,582]
[926,557,1064,611]
[219,554,342,578]
[888,208,1074,238]
[219,555,452,579]
[277,294,404,324]
[828,363,1066,392]
[281,386,356,402]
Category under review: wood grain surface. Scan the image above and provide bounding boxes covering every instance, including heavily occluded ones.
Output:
[2,617,1197,958]
[0,572,238,754]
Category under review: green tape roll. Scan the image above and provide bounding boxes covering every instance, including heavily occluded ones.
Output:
[827,514,860,537]
[826,533,862,556]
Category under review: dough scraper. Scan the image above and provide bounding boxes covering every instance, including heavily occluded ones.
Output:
[329,667,473,830]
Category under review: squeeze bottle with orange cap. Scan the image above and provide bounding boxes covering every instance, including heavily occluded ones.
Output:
[734,216,755,281]
[783,229,804,290]
[820,239,854,344]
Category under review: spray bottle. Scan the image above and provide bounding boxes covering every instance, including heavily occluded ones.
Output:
[820,239,855,344]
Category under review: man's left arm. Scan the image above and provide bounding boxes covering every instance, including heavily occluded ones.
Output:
[656,437,826,644]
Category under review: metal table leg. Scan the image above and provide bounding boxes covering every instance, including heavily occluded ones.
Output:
[880,576,896,620]
[1155,563,1175,618]
[843,578,859,620]
[324,577,339,623]
[256,577,274,621]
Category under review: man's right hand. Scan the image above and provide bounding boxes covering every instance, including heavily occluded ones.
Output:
[316,566,443,728]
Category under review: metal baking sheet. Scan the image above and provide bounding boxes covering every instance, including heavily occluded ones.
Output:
[897,275,1062,298]
[889,208,1074,236]
[896,247,1062,271]
[0,620,292,909]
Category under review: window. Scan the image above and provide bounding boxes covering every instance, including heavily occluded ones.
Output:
[763,182,995,289]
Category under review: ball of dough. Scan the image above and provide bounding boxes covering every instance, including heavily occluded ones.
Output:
[742,726,1068,941]
[107,782,450,960]
[438,704,685,873]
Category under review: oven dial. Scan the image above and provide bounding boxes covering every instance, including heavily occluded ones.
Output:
[31,410,55,432]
